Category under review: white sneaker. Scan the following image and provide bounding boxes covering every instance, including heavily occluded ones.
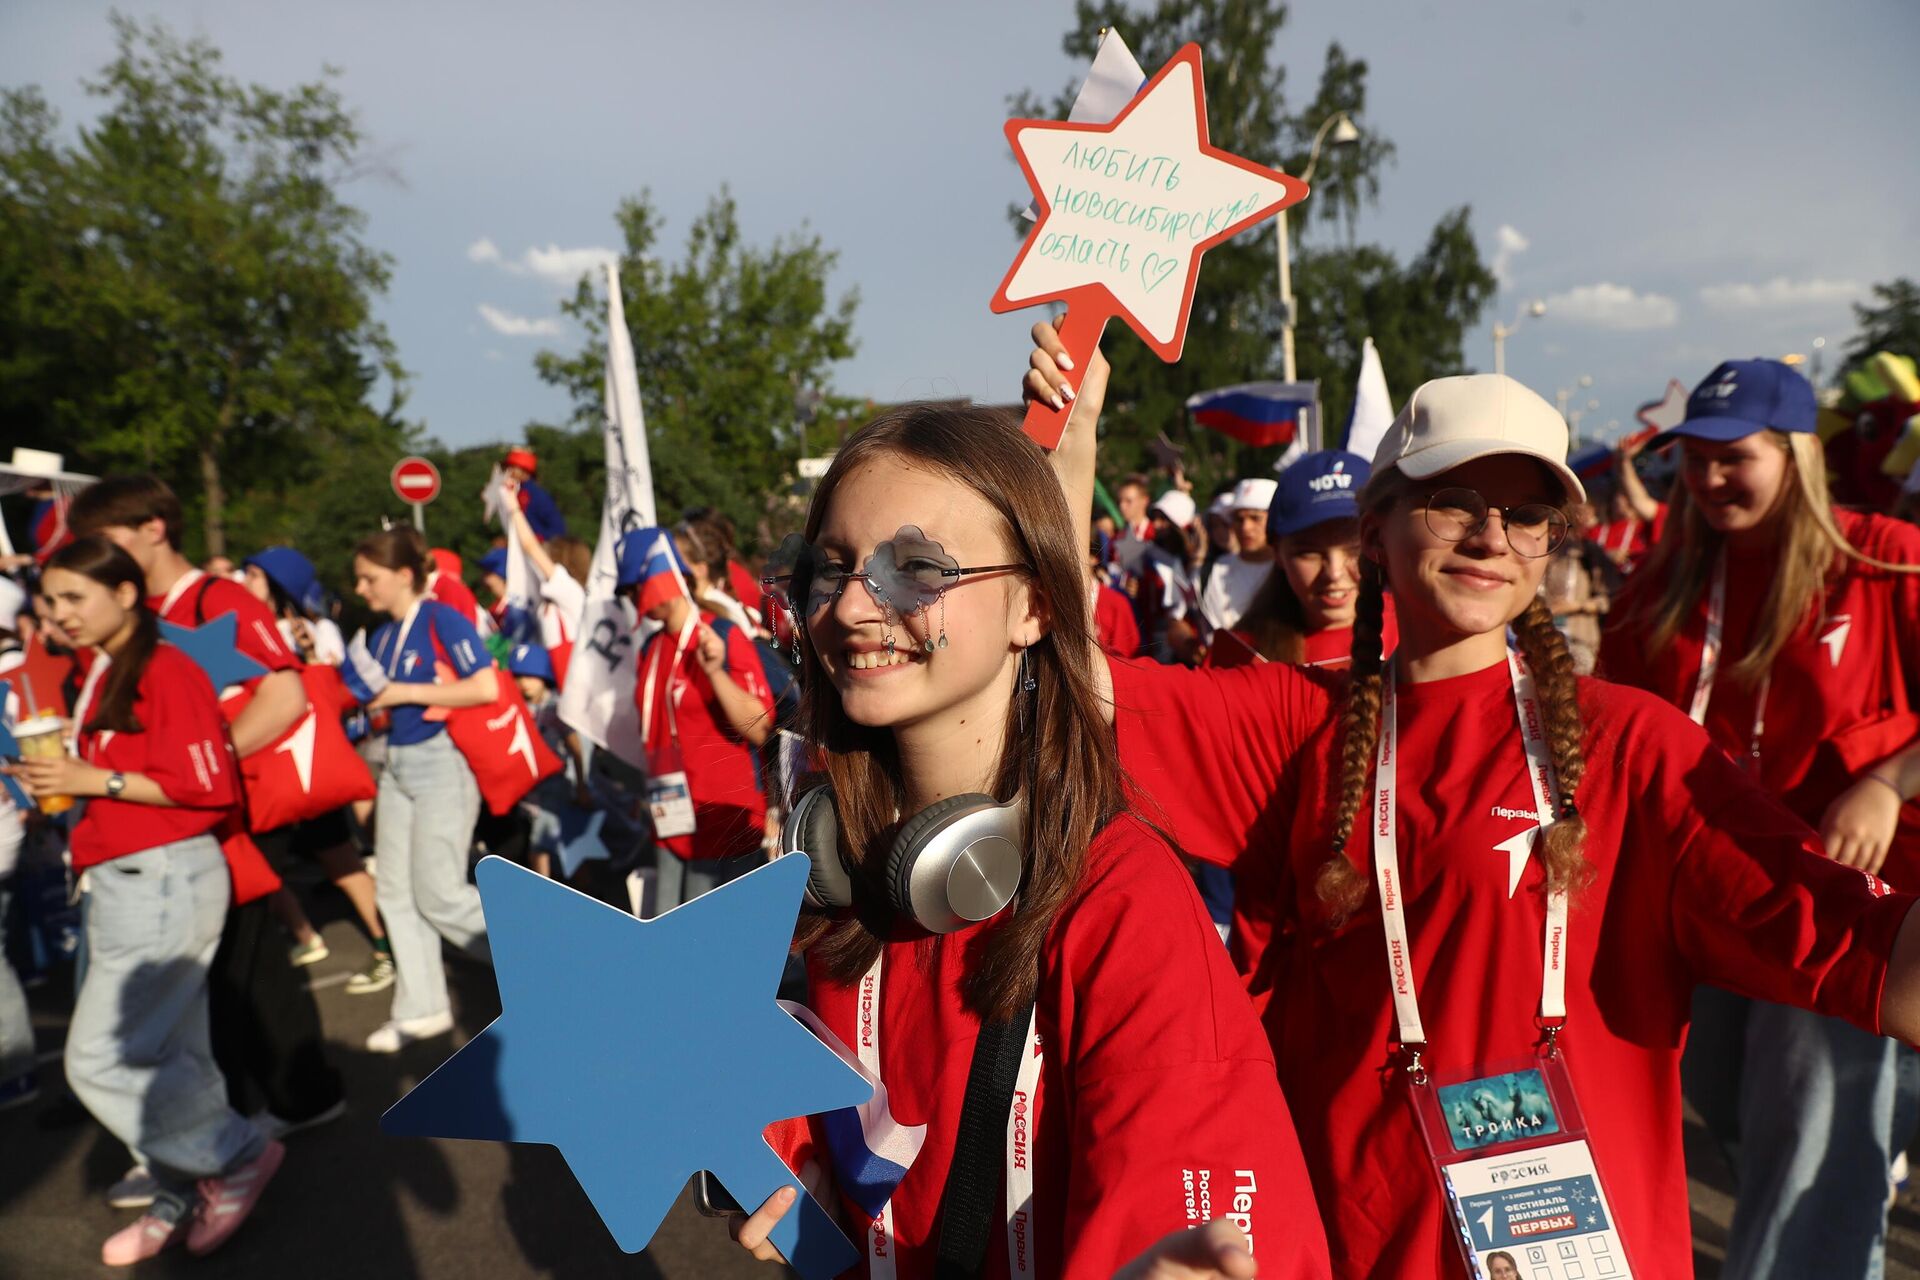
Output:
[106,1165,159,1209]
[365,1011,454,1054]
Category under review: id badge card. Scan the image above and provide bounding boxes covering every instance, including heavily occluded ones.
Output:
[1410,1055,1634,1279]
[645,741,697,839]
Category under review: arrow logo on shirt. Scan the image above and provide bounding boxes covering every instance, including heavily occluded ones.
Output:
[1820,615,1852,667]
[1494,828,1537,899]
[507,712,538,777]
[275,711,317,793]
[402,651,421,677]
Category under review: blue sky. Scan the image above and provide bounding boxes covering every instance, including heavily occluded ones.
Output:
[6,0,1917,452]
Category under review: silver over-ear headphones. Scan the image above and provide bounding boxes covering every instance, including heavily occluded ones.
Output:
[785,786,1026,934]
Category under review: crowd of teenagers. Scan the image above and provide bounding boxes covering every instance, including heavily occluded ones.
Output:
[5,335,1920,1279]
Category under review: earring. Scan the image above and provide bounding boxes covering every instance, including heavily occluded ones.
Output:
[786,604,802,666]
[1016,648,1037,734]
[937,593,949,649]
[883,604,896,658]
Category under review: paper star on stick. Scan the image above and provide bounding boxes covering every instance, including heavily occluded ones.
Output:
[381,855,872,1279]
[159,616,270,691]
[992,42,1310,448]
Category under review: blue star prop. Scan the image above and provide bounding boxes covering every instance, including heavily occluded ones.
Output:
[159,615,269,690]
[381,854,872,1278]
[0,716,30,810]
[556,807,610,879]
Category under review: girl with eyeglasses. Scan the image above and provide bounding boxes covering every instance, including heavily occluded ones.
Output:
[1028,321,1920,1279]
[1601,359,1920,1278]
[727,404,1330,1279]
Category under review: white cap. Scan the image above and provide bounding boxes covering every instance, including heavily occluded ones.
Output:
[0,577,23,632]
[1230,478,1278,512]
[1150,490,1196,528]
[1206,492,1235,518]
[1371,374,1585,504]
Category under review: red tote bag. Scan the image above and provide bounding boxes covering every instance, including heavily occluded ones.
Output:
[224,664,378,833]
[424,615,562,816]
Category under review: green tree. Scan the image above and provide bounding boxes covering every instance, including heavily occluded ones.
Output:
[534,190,858,549]
[1009,0,1495,492]
[1843,278,1920,372]
[0,14,407,557]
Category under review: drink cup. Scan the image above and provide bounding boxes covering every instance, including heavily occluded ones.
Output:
[11,715,74,816]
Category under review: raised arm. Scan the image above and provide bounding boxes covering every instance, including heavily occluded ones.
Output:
[1615,435,1661,523]
[500,479,559,581]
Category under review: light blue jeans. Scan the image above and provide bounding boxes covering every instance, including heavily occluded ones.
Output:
[376,733,489,1023]
[64,835,262,1222]
[0,875,33,1084]
[1724,998,1920,1279]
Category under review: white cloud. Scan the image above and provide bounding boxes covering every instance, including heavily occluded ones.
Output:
[1492,224,1529,284]
[477,303,561,338]
[466,236,617,288]
[1542,282,1679,330]
[1698,276,1863,313]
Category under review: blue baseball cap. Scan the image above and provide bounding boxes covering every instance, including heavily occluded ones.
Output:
[505,642,556,684]
[1269,451,1371,540]
[1660,359,1817,444]
[615,527,691,588]
[244,546,325,615]
[479,547,508,579]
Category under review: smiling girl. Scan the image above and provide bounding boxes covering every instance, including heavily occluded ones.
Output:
[728,404,1330,1279]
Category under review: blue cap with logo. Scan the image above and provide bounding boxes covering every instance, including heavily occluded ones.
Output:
[1268,450,1371,540]
[505,642,556,685]
[1660,359,1817,444]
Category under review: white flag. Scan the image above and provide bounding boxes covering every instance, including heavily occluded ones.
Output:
[559,261,660,762]
[1344,338,1395,465]
[484,466,541,643]
[1019,29,1147,222]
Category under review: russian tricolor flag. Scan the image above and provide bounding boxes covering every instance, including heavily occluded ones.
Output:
[778,999,926,1219]
[1186,381,1317,448]
[616,528,691,616]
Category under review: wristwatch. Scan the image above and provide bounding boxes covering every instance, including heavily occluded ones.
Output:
[105,772,127,799]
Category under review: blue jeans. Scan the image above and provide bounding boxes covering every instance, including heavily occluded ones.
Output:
[65,836,262,1222]
[1724,997,1920,1279]
[0,875,33,1084]
[376,734,488,1023]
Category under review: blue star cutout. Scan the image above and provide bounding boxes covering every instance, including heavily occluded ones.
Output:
[381,854,872,1278]
[0,716,30,810]
[159,615,269,690]
[556,807,610,879]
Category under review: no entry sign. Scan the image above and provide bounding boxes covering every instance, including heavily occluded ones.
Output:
[391,456,441,532]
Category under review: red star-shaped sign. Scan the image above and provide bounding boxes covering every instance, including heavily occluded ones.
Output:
[992,43,1310,447]
[0,632,77,719]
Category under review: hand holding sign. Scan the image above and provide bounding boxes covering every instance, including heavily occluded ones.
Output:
[993,43,1310,448]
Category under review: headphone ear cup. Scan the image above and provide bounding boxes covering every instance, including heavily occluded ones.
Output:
[886,794,990,918]
[788,787,855,909]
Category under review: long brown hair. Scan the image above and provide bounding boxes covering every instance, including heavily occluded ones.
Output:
[46,536,161,735]
[1632,432,1920,684]
[792,404,1126,1021]
[1315,472,1593,923]
[1232,564,1308,663]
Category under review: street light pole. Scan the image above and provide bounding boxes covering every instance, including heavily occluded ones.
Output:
[1492,299,1547,378]
[1277,111,1360,383]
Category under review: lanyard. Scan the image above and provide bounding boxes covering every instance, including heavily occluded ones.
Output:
[639,615,697,750]
[854,953,1043,1278]
[1689,552,1769,768]
[156,568,205,619]
[72,653,113,759]
[384,601,425,679]
[1371,652,1569,1083]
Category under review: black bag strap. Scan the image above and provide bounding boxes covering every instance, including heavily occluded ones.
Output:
[933,996,1038,1280]
[192,575,215,625]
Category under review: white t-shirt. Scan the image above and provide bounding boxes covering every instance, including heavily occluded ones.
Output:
[277,616,346,666]
[539,567,587,651]
[1200,554,1275,631]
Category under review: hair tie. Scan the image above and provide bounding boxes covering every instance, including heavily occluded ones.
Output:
[1557,797,1580,821]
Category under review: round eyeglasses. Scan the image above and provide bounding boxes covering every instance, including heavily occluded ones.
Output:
[1421,488,1569,559]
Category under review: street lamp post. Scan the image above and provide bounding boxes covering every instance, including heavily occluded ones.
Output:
[1567,398,1600,446]
[1555,374,1594,423]
[1493,299,1547,378]
[1276,111,1360,383]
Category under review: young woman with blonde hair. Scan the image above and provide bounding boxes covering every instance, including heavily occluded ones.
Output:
[1027,321,1920,1279]
[1602,358,1920,1278]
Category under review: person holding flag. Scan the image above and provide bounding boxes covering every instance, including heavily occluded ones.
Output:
[500,446,568,541]
[350,527,499,1054]
[621,528,775,912]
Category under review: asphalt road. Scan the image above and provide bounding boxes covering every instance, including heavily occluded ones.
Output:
[5,886,1920,1279]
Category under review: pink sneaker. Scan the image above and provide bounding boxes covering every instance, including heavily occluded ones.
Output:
[185,1139,285,1256]
[101,1213,186,1266]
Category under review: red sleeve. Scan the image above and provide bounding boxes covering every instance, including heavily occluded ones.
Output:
[724,626,776,718]
[136,649,243,809]
[1109,655,1330,870]
[1095,588,1139,659]
[1633,692,1918,1034]
[199,579,298,674]
[1048,822,1331,1279]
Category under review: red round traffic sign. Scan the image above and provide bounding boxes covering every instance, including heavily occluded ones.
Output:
[390,456,442,506]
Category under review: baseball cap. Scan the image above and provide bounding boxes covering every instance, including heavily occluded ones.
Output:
[504,446,539,474]
[1230,478,1279,512]
[1372,374,1585,504]
[1149,490,1197,528]
[505,642,556,685]
[1206,492,1235,520]
[1269,451,1370,539]
[615,528,691,588]
[0,576,24,632]
[244,546,326,615]
[479,547,509,579]
[1659,359,1817,444]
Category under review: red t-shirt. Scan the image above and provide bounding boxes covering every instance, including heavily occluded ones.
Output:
[1091,583,1139,659]
[430,571,485,630]
[1591,503,1667,573]
[71,644,242,868]
[1601,509,1920,885]
[1108,654,1914,1279]
[152,570,299,686]
[770,815,1331,1280]
[727,559,768,629]
[1204,598,1400,672]
[636,613,775,861]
